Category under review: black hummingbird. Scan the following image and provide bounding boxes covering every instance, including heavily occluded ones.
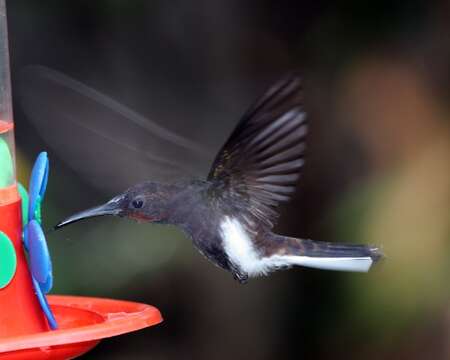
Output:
[54,74,382,283]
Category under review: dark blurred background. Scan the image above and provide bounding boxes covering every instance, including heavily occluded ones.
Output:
[7,0,450,359]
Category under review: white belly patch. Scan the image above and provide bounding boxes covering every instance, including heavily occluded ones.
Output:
[219,216,271,276]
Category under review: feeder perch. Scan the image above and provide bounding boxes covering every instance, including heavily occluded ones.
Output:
[0,2,162,359]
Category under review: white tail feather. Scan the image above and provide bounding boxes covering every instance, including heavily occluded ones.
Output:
[268,255,374,272]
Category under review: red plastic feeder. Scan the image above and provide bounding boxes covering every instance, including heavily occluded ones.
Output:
[0,2,163,358]
[0,134,162,360]
[0,295,162,360]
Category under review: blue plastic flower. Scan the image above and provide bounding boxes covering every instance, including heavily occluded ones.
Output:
[22,152,57,329]
[28,152,49,224]
[28,220,53,293]
[32,276,57,330]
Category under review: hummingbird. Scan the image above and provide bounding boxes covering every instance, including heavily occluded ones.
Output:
[55,74,382,283]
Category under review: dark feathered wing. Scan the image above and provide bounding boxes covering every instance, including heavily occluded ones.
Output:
[207,75,307,229]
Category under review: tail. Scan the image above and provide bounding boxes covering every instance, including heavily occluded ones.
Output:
[270,236,383,273]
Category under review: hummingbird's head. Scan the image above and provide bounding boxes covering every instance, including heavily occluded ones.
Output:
[55,181,173,229]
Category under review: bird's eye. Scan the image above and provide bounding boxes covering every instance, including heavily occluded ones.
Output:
[131,198,144,209]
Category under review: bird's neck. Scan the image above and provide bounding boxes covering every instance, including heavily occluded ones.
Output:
[164,180,212,230]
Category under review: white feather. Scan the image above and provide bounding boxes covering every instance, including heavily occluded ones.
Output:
[219,216,374,277]
[264,255,373,272]
[220,216,271,276]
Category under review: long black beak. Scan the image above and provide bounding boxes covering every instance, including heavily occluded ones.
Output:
[54,199,123,229]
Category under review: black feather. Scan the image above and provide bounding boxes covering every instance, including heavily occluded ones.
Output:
[207,74,306,228]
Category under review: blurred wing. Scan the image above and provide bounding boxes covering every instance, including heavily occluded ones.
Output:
[207,74,307,228]
[19,66,210,194]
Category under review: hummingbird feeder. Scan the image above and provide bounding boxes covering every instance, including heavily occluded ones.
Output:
[0,2,162,359]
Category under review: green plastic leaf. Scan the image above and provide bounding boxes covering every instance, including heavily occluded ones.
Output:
[0,231,17,289]
[0,137,14,188]
[18,182,29,227]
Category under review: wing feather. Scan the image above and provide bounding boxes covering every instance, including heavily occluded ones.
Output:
[19,66,210,194]
[207,74,307,228]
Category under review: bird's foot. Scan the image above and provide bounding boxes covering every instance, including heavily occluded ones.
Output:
[233,271,249,284]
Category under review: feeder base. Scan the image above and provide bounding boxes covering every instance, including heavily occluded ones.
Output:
[0,295,163,360]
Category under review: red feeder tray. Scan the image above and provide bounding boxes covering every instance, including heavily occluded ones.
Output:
[0,295,163,360]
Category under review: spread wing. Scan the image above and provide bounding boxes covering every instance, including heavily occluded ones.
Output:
[19,66,211,195]
[207,74,307,229]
